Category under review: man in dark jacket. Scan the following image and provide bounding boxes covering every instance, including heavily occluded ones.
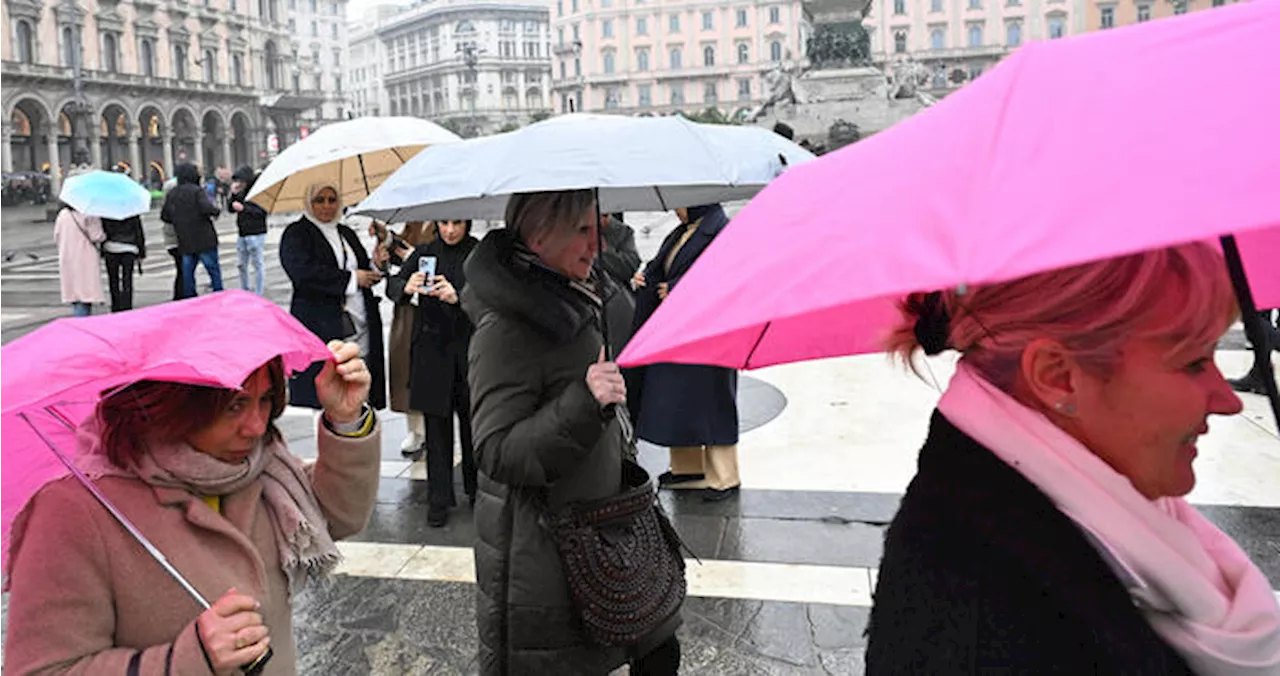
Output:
[160,163,222,299]
[595,212,641,359]
[229,165,269,295]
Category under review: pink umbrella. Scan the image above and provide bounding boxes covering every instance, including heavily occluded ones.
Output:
[1,290,331,588]
[619,2,1280,414]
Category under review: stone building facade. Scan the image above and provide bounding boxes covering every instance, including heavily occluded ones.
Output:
[2,0,320,194]
[347,0,553,138]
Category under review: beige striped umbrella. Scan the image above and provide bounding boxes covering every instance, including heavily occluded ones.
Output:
[247,116,459,214]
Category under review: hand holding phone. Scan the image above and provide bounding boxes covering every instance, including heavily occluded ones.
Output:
[418,256,438,294]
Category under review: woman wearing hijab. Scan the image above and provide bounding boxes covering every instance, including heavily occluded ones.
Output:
[386,219,479,527]
[630,204,741,502]
[279,182,387,411]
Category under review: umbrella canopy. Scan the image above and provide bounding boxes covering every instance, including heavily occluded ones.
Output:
[354,113,816,222]
[246,116,460,213]
[58,170,152,220]
[1,290,332,577]
[618,1,1280,372]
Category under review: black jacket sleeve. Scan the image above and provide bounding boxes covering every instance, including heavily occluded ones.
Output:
[385,247,421,304]
[279,223,351,302]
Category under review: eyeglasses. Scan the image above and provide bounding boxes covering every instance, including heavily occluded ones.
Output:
[311,196,338,205]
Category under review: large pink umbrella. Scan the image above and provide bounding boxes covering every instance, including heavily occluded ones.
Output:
[619,0,1280,407]
[1,290,331,587]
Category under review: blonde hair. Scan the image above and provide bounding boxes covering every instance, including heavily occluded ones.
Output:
[885,243,1238,392]
[504,190,596,246]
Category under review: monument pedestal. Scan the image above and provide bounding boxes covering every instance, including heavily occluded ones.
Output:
[754,67,927,149]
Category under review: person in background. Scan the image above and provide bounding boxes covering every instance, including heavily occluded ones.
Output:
[631,204,742,502]
[54,204,106,317]
[382,221,439,454]
[100,214,146,312]
[229,166,269,296]
[1226,309,1279,395]
[279,181,387,412]
[387,219,479,527]
[596,212,642,359]
[867,243,1280,673]
[160,163,223,299]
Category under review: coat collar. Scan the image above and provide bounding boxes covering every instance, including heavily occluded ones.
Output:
[150,483,270,593]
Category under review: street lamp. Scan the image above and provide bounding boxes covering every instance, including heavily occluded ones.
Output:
[455,41,485,136]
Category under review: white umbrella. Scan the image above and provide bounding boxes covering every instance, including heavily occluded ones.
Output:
[354,113,816,222]
[58,170,152,220]
[247,116,460,214]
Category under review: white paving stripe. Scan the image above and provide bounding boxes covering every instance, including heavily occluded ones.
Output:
[334,542,875,607]
[333,543,1280,610]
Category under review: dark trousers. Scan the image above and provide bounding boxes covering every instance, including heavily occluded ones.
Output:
[168,248,183,301]
[103,252,136,312]
[1242,309,1280,380]
[423,371,477,509]
[631,636,681,676]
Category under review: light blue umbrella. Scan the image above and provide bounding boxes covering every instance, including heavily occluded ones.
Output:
[58,170,152,220]
[354,113,816,222]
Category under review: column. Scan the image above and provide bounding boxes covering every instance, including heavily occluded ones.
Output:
[90,130,103,169]
[127,124,142,180]
[221,132,233,169]
[45,124,61,196]
[194,135,206,173]
[1,122,12,173]
[161,132,174,179]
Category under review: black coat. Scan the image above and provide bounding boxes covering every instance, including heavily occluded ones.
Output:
[866,412,1195,675]
[462,228,677,675]
[101,216,146,258]
[630,207,738,447]
[159,172,220,255]
[279,217,387,411]
[595,221,641,359]
[229,189,268,237]
[385,236,478,417]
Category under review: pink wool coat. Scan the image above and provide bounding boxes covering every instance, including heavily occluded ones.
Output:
[2,422,382,676]
[54,208,106,305]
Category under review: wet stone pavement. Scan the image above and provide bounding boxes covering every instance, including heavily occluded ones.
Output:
[3,206,1279,674]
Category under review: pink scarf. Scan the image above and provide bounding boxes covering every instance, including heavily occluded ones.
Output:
[938,363,1280,675]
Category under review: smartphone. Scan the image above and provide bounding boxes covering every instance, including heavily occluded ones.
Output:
[418,256,437,293]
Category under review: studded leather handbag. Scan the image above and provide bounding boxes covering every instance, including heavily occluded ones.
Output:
[542,460,688,647]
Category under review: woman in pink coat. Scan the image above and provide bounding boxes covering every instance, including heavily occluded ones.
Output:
[54,205,106,316]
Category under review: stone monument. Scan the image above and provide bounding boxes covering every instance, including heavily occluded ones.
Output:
[750,1,932,151]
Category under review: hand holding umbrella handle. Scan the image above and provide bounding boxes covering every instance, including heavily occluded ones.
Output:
[241,646,273,675]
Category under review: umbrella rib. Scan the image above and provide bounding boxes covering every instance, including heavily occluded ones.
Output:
[744,321,771,369]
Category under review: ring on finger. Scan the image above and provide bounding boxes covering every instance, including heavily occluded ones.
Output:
[235,634,246,650]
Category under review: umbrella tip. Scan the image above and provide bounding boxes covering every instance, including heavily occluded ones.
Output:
[956,283,969,296]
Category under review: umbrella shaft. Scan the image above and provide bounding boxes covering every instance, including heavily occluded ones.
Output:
[31,409,212,610]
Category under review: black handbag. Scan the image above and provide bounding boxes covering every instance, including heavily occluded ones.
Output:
[542,460,688,647]
[339,308,358,339]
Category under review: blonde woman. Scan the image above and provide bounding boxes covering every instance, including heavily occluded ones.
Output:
[867,243,1280,673]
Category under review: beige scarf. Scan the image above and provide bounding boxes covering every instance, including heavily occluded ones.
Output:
[75,418,341,594]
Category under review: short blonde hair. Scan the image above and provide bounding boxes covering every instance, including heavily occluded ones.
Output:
[504,190,596,246]
[886,242,1238,392]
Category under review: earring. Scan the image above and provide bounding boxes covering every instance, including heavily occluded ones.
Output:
[1053,400,1077,416]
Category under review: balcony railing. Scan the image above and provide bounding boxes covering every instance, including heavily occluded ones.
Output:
[1,60,278,96]
[551,75,585,88]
